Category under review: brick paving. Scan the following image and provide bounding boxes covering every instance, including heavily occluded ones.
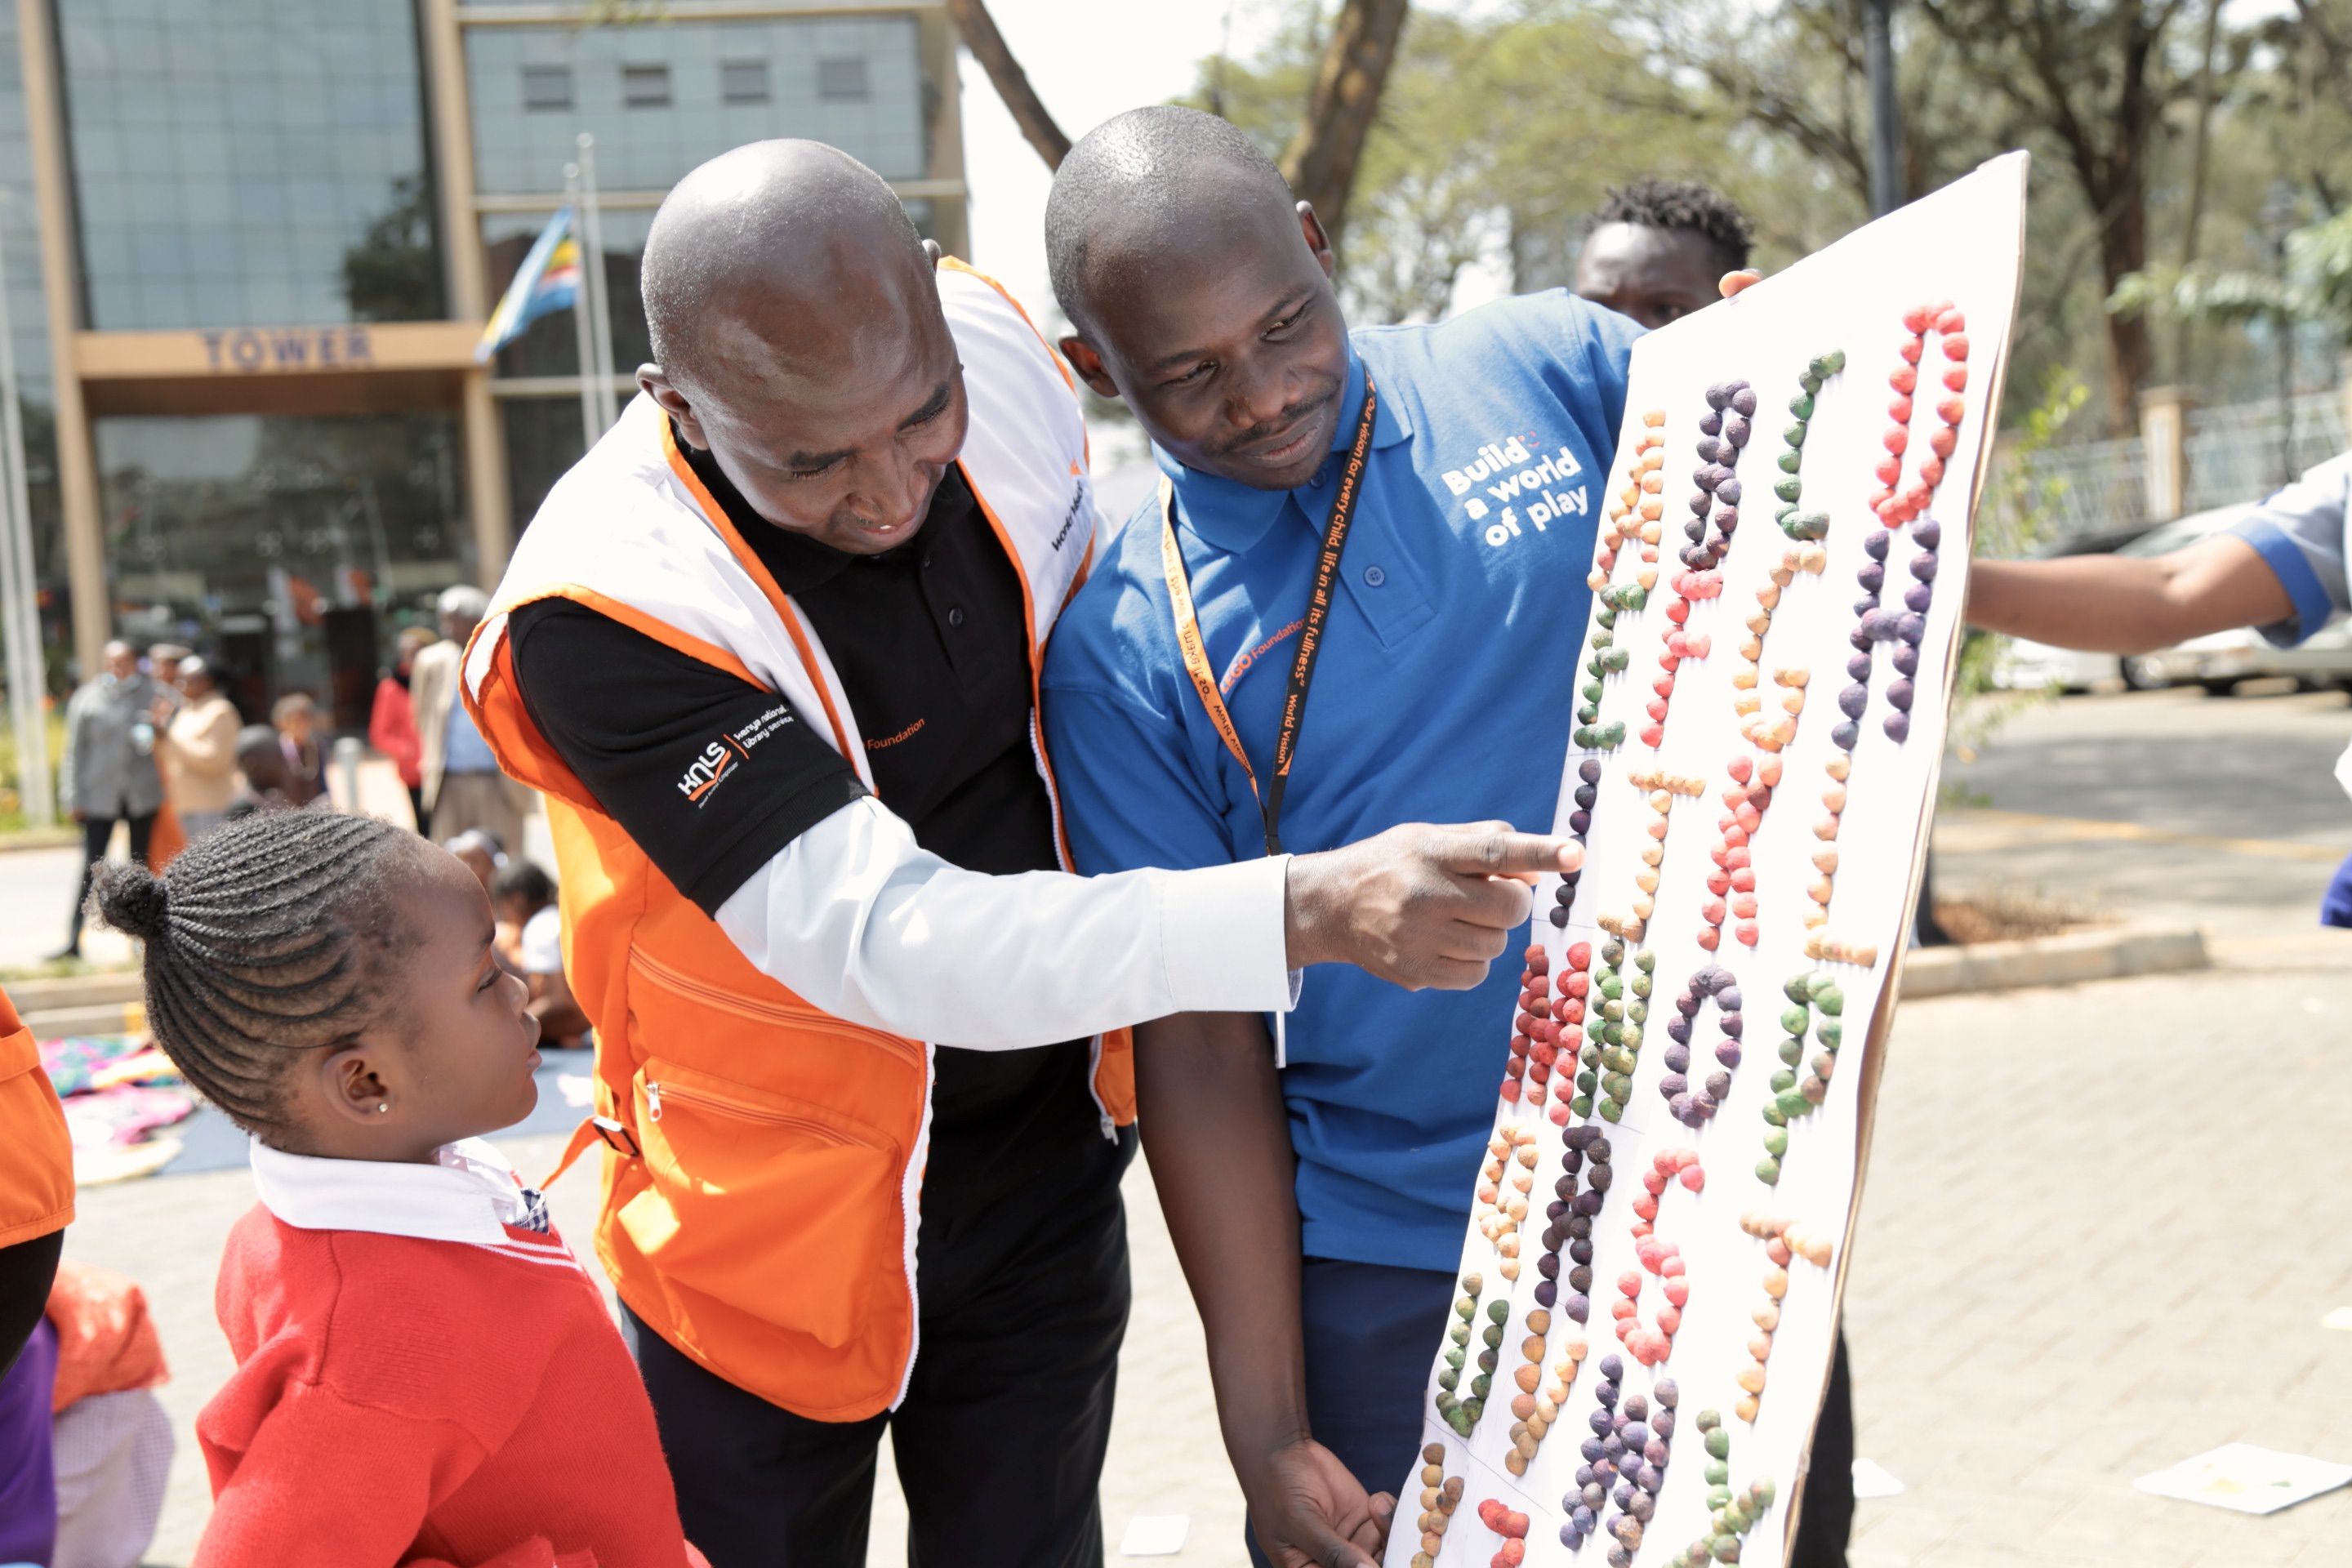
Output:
[1844,947,2352,1567]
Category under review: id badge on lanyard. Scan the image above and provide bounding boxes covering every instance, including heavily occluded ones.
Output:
[1158,381,1380,857]
[1158,383,1379,1068]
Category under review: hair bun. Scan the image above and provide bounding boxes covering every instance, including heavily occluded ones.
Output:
[92,862,171,941]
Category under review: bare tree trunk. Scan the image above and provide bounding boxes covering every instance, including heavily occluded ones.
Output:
[2100,246,2158,431]
[945,0,1071,170]
[1280,0,1412,246]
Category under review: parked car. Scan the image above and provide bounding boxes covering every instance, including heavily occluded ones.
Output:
[1992,500,2352,693]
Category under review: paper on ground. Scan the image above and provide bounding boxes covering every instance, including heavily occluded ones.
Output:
[1850,1458,1904,1499]
[2133,1443,2352,1516]
[1118,1514,1191,1557]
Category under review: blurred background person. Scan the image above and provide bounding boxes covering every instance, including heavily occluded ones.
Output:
[370,625,436,830]
[1573,177,1755,330]
[225,726,296,820]
[45,1258,174,1568]
[144,644,190,697]
[158,657,240,842]
[269,693,323,808]
[410,586,531,852]
[491,860,587,1048]
[442,828,506,893]
[52,641,167,960]
[140,645,194,874]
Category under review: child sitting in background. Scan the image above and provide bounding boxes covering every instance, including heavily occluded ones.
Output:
[488,861,589,1049]
[93,813,703,1568]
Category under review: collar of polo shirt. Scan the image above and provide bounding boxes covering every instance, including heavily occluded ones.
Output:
[1156,348,1417,556]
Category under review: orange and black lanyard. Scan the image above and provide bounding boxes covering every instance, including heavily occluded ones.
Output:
[1160,381,1379,857]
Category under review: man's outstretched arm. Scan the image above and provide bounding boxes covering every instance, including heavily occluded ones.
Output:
[1966,534,2292,654]
[1136,1010,1395,1568]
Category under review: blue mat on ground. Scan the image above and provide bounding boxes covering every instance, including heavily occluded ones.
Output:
[154,1048,598,1176]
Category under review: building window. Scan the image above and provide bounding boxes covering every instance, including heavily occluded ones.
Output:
[817,57,870,102]
[58,0,443,330]
[523,65,572,111]
[721,60,769,104]
[623,65,671,108]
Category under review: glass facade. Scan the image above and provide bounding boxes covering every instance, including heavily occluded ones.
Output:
[96,413,464,724]
[465,16,929,194]
[56,0,442,330]
[499,395,585,534]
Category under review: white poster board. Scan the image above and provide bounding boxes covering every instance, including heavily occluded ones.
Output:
[1390,153,2029,1568]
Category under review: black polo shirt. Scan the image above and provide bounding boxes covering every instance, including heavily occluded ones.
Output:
[506,430,1122,1284]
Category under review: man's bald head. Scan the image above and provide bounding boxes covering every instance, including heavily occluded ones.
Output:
[1045,106,1298,335]
[635,140,969,555]
[1049,107,1351,494]
[642,139,932,405]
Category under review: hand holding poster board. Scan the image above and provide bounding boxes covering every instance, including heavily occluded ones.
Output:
[1392,152,2029,1568]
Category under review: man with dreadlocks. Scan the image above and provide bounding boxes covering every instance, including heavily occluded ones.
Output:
[89,812,707,1567]
[460,137,1580,1567]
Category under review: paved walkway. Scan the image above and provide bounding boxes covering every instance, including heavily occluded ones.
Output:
[1931,686,2352,938]
[1845,946,2352,1566]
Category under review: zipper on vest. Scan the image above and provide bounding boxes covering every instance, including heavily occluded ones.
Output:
[643,1077,866,1147]
[628,950,923,1067]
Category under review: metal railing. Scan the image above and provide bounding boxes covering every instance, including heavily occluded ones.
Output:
[1983,388,2350,554]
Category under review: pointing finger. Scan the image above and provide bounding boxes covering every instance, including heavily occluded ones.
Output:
[1436,830,1579,880]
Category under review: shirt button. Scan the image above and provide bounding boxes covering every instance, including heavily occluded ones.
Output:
[1362,565,1386,587]
[947,607,966,627]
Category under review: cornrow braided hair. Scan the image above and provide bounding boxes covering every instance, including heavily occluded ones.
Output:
[92,808,420,1136]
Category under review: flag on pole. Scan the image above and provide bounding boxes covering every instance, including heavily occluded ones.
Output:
[475,207,581,362]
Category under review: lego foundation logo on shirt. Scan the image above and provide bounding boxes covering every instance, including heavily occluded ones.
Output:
[676,702,799,808]
[1441,434,1588,548]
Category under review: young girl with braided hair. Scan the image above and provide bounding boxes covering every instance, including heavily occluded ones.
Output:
[94,811,706,1568]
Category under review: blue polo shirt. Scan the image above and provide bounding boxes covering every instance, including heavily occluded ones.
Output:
[1041,289,1638,1272]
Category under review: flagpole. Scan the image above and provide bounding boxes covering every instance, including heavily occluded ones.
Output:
[577,133,619,434]
[564,164,599,452]
[0,194,51,826]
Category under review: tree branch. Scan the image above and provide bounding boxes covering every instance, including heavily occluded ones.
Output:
[945,0,1072,171]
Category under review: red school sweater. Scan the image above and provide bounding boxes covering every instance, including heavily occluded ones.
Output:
[195,1205,696,1568]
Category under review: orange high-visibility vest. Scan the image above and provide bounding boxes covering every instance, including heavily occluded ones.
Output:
[463,261,1125,1422]
[0,983,74,1250]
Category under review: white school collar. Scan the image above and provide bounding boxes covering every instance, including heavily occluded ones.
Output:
[250,1135,545,1247]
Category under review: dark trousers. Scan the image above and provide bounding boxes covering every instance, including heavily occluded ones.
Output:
[621,1152,1133,1568]
[1246,1258,1854,1568]
[65,810,155,953]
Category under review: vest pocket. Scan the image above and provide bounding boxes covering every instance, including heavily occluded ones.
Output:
[615,1055,901,1351]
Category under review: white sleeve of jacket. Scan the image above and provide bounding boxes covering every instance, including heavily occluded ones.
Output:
[713,795,1295,1049]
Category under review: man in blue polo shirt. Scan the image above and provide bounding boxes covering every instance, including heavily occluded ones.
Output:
[1039,108,1641,1567]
